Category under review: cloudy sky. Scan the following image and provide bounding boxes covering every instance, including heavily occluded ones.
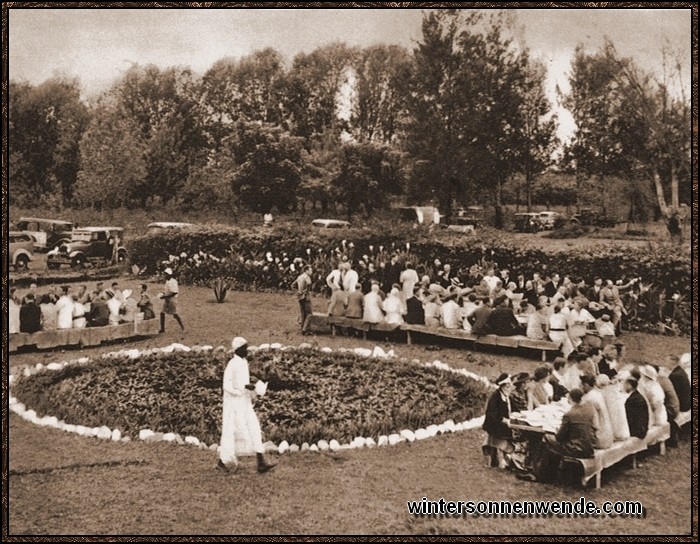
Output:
[8,7,692,143]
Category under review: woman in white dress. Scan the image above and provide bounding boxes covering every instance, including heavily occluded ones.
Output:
[71,294,87,329]
[568,298,596,349]
[382,288,405,325]
[638,365,668,426]
[362,283,385,324]
[548,304,574,357]
[461,294,479,333]
[597,374,630,441]
[9,288,21,334]
[399,262,419,302]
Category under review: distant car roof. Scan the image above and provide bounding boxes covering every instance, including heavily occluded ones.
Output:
[514,212,539,216]
[74,226,124,232]
[18,217,73,225]
[311,219,350,227]
[147,222,193,228]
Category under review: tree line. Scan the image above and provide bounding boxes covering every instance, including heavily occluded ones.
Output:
[9,10,689,225]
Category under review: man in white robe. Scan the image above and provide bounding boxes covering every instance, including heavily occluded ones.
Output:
[218,337,276,474]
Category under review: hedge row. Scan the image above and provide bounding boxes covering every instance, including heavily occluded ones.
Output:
[130,223,690,298]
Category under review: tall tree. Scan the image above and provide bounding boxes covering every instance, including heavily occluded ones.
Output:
[229,122,305,213]
[560,41,689,221]
[74,100,147,210]
[352,45,412,144]
[286,43,358,139]
[9,77,88,206]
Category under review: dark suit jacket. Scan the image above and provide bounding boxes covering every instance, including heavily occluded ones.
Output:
[471,306,493,335]
[555,403,596,458]
[487,307,522,336]
[345,290,364,319]
[405,296,425,325]
[598,358,618,379]
[669,366,691,412]
[544,281,561,298]
[625,389,649,439]
[19,303,42,333]
[483,390,511,440]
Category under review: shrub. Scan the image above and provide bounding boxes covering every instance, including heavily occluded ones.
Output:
[12,349,491,446]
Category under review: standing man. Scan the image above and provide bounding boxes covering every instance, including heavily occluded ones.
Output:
[159,267,184,333]
[218,337,277,474]
[293,265,313,332]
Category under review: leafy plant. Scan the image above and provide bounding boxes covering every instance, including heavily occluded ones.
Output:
[13,349,490,447]
[212,278,230,303]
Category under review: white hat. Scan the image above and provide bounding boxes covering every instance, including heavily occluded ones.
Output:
[122,289,132,300]
[639,365,657,381]
[164,268,173,275]
[231,337,248,351]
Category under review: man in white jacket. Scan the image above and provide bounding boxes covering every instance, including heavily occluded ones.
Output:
[218,337,276,474]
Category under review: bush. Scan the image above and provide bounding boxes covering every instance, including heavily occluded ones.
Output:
[129,223,690,333]
[12,349,490,446]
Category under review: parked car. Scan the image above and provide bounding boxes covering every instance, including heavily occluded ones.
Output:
[536,211,560,230]
[449,206,483,228]
[147,222,194,235]
[311,219,351,229]
[9,231,35,270]
[513,212,541,233]
[569,208,618,228]
[397,206,441,225]
[47,227,126,269]
[15,217,73,252]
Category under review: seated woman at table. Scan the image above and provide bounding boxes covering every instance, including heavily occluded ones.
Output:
[528,366,553,408]
[482,373,514,469]
[549,304,574,357]
[423,293,441,328]
[526,303,549,340]
[382,287,405,326]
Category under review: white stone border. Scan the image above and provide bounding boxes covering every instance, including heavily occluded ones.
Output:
[9,342,494,455]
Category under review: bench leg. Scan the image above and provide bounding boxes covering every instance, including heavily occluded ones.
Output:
[542,350,546,362]
[595,471,601,489]
[406,330,412,345]
[363,330,367,340]
[660,441,666,455]
[631,454,637,469]
[331,324,336,336]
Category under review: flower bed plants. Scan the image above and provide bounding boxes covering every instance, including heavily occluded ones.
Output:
[10,345,491,450]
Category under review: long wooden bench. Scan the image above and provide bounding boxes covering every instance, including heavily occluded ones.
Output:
[303,314,562,360]
[401,324,561,361]
[9,318,161,353]
[564,422,670,489]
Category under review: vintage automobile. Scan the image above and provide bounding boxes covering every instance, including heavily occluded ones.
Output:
[147,222,194,235]
[535,210,560,230]
[569,208,618,228]
[15,217,74,252]
[47,227,126,269]
[311,219,351,229]
[513,212,541,233]
[449,206,483,228]
[397,206,441,225]
[9,231,35,270]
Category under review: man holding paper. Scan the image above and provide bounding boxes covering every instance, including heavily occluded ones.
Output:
[218,336,276,474]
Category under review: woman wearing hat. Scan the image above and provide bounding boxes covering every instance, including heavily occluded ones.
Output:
[638,365,668,427]
[218,337,276,474]
[482,373,514,469]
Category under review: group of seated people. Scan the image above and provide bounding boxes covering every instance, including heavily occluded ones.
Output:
[9,281,156,334]
[324,257,633,353]
[483,348,691,483]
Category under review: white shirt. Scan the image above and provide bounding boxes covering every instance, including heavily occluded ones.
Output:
[326,269,342,291]
[164,278,179,296]
[107,298,122,325]
[441,300,462,329]
[342,269,359,292]
[55,295,74,329]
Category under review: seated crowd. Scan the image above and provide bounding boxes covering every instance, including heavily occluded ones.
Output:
[483,350,691,483]
[323,256,638,352]
[9,282,156,334]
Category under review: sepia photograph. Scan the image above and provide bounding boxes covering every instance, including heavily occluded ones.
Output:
[4,4,695,538]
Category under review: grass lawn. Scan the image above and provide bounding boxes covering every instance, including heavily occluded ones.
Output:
[8,282,694,536]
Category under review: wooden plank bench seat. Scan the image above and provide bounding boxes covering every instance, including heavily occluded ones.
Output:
[9,318,161,353]
[400,325,561,361]
[563,422,670,489]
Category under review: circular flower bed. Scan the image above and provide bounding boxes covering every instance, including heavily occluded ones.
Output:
[10,345,492,452]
